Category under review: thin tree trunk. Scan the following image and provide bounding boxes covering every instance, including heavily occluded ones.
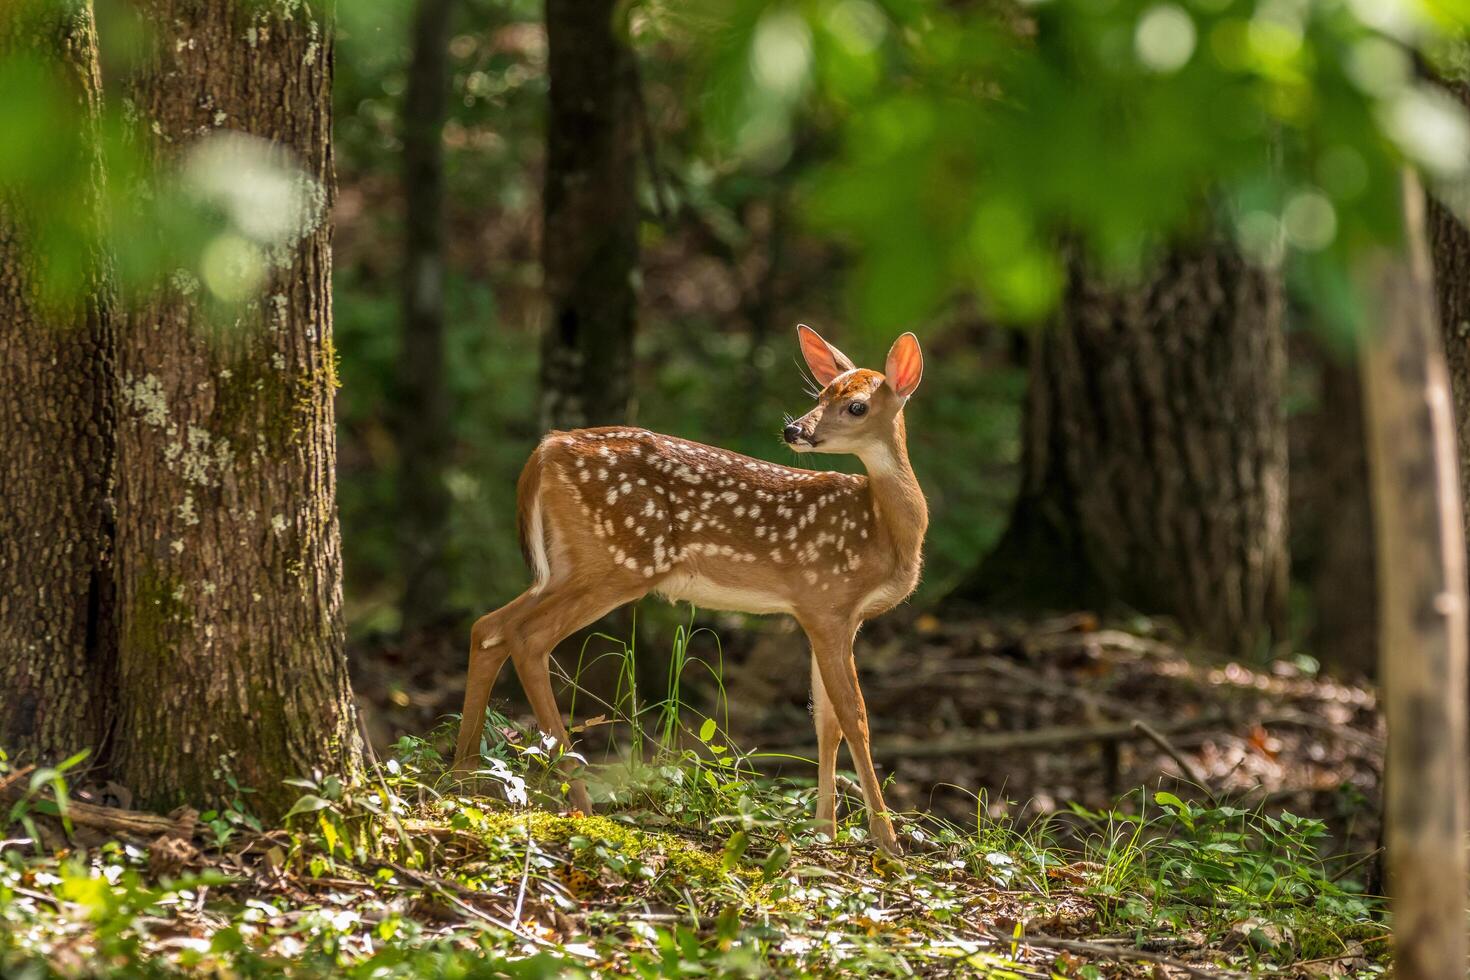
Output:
[0,0,117,765]
[1360,170,1469,980]
[110,0,359,817]
[956,244,1288,660]
[397,0,454,633]
[539,0,639,430]
[1429,76,1470,611]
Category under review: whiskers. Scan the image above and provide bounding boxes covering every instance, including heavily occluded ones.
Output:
[793,356,822,400]
[778,412,796,447]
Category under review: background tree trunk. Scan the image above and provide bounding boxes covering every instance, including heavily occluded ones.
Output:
[1292,339,1378,679]
[1310,358,1378,678]
[539,0,639,430]
[397,0,454,633]
[110,1,359,817]
[0,1,117,764]
[1361,171,1469,980]
[956,245,1288,660]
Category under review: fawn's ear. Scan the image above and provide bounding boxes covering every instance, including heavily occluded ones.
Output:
[797,324,857,387]
[885,333,923,399]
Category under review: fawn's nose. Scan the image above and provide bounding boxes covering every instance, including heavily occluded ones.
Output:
[783,424,803,445]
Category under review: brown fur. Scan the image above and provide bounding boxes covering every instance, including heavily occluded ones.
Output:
[453,329,928,856]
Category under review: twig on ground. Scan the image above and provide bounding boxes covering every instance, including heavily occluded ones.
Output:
[762,713,1231,762]
[0,779,189,838]
[512,824,534,927]
[1329,847,1385,884]
[0,766,36,796]
[1261,711,1383,751]
[1023,629,1182,660]
[381,860,573,952]
[980,928,1244,980]
[1290,935,1391,970]
[980,656,1139,717]
[1131,719,1217,804]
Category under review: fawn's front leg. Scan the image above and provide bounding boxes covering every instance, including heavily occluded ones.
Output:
[811,652,844,841]
[805,619,901,856]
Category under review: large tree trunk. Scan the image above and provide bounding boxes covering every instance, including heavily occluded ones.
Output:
[110,1,360,817]
[397,0,454,633]
[1362,171,1469,980]
[0,1,117,764]
[539,0,640,430]
[957,245,1288,660]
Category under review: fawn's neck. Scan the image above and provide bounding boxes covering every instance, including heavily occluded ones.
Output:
[856,413,927,569]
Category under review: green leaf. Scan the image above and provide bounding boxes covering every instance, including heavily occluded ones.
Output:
[698,718,718,743]
[1154,791,1194,829]
[55,748,91,773]
[283,794,332,819]
[721,830,749,870]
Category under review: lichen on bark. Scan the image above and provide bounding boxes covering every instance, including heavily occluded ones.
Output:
[109,0,361,819]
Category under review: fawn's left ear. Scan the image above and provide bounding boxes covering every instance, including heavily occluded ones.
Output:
[797,323,857,387]
[885,333,923,399]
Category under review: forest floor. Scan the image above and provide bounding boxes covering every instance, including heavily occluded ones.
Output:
[2,615,1388,977]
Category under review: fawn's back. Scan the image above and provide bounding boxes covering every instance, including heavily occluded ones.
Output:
[524,427,915,621]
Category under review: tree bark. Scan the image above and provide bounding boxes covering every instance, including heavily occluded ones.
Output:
[956,244,1288,661]
[1294,341,1378,679]
[397,0,455,633]
[539,0,640,430]
[110,0,360,817]
[1311,358,1378,678]
[0,1,117,765]
[1360,171,1469,980]
[1429,76,1470,608]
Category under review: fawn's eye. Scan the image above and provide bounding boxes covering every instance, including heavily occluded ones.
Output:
[847,401,868,417]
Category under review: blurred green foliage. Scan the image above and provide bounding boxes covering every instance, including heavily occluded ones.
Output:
[7,0,1469,638]
[0,7,327,314]
[673,0,1470,332]
[330,0,1027,629]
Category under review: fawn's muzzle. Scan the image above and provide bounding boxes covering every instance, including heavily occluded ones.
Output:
[783,423,804,445]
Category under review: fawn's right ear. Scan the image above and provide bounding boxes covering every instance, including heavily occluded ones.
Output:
[885,332,923,399]
[797,324,857,387]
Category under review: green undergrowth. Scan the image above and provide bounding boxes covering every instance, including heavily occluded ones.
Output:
[0,742,1391,977]
[1,623,1388,977]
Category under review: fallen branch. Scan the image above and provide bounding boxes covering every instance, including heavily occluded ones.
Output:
[1022,629,1183,660]
[1131,719,1216,804]
[981,928,1244,980]
[1260,710,1383,751]
[761,713,1231,763]
[0,777,186,838]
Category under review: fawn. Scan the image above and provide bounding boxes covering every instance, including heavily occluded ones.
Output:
[452,325,926,855]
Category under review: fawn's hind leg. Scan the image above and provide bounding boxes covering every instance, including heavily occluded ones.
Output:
[506,583,642,813]
[453,591,539,772]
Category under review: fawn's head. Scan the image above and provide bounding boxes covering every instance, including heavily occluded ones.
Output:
[783,325,923,460]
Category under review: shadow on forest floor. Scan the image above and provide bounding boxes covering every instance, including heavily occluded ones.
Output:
[352,611,1383,862]
[1,613,1387,976]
